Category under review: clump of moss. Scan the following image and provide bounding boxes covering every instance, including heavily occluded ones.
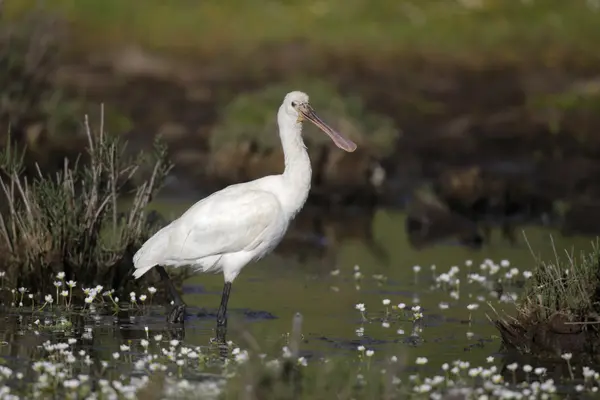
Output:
[494,240,600,356]
[0,114,190,298]
[210,79,399,157]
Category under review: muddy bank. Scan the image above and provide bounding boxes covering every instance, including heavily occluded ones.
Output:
[7,44,600,234]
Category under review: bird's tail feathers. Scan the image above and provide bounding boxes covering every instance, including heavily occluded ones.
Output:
[132,265,155,279]
[132,225,172,279]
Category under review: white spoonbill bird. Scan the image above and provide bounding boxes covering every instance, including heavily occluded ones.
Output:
[132,91,357,339]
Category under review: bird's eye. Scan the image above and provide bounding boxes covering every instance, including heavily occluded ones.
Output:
[291,101,297,107]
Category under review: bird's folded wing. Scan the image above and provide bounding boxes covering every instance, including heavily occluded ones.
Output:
[168,189,281,261]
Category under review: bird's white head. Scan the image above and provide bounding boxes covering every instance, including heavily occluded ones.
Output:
[279,90,357,153]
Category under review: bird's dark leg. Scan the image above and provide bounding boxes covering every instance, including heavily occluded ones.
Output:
[216,281,232,343]
[156,265,186,324]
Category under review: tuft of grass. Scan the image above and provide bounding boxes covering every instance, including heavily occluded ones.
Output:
[517,239,600,325]
[0,111,189,297]
[210,79,399,156]
[492,238,600,357]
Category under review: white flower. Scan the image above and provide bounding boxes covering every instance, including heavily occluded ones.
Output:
[415,357,428,365]
[413,265,421,273]
[365,350,374,357]
[357,345,365,352]
[355,303,366,312]
[66,280,76,288]
[60,291,68,297]
[467,303,479,310]
[561,353,572,361]
[382,299,390,306]
[63,379,80,389]
[112,352,120,360]
[56,272,66,280]
[148,287,157,294]
[44,295,53,304]
[398,303,406,309]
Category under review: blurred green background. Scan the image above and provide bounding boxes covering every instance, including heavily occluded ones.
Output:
[2,0,600,236]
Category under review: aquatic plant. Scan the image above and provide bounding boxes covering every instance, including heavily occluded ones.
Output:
[210,79,399,157]
[1,258,600,399]
[0,113,190,297]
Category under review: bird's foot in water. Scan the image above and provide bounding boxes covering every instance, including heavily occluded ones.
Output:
[167,304,186,324]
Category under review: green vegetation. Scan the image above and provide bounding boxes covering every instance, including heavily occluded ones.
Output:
[494,240,600,357]
[0,114,189,297]
[5,0,600,64]
[518,241,600,324]
[211,79,399,155]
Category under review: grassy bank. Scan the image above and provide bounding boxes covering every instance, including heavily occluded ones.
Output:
[5,0,600,64]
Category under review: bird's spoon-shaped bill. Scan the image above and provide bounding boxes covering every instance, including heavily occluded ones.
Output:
[300,104,357,152]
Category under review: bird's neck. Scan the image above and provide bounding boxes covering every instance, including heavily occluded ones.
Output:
[279,112,311,218]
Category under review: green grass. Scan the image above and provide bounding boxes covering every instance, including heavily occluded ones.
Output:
[5,0,600,63]
[518,239,600,324]
[493,239,600,357]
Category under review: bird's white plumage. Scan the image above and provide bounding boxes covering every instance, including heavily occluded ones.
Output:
[133,91,318,284]
[133,179,289,282]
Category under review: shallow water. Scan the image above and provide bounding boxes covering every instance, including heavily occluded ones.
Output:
[136,205,594,364]
[0,204,597,396]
